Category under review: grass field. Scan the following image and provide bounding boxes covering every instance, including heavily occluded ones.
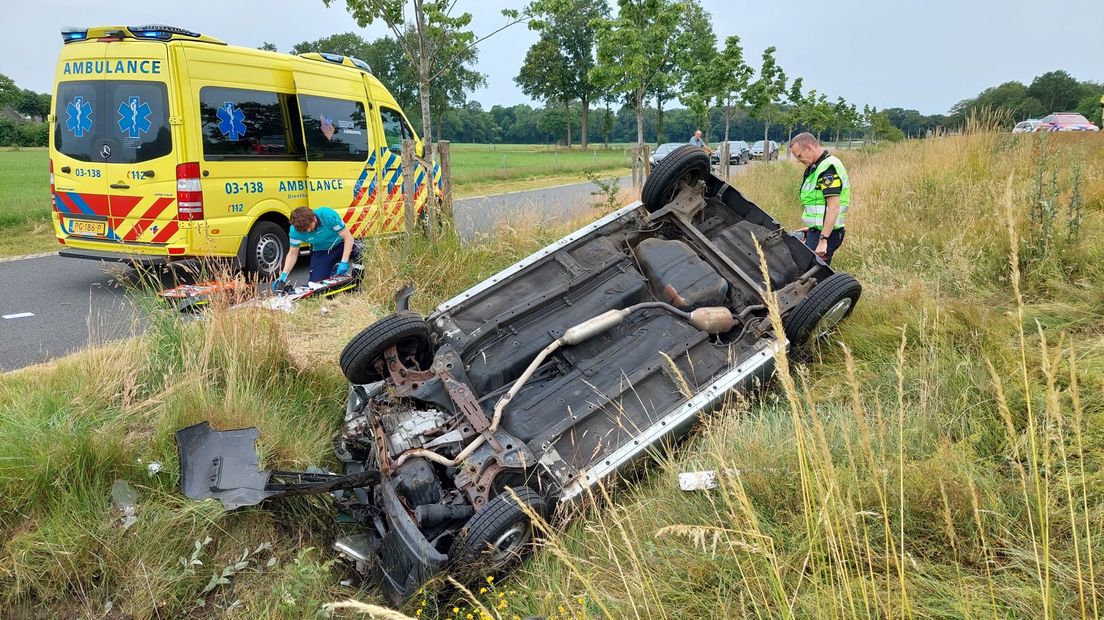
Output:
[0,149,57,256]
[0,145,630,258]
[3,130,1104,618]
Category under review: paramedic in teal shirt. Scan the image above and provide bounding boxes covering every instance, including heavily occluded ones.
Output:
[273,206,357,290]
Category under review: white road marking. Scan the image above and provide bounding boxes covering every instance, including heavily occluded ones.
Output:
[0,251,58,264]
[2,312,34,319]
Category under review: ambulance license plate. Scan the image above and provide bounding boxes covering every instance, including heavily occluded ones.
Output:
[71,220,106,236]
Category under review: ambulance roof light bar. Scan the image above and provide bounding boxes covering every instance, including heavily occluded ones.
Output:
[60,26,225,45]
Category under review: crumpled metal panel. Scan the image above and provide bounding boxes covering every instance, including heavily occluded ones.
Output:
[175,421,278,510]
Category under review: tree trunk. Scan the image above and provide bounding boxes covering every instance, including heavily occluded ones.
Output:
[564,98,572,147]
[415,0,434,164]
[580,93,590,149]
[723,111,731,142]
[763,120,769,157]
[655,95,665,145]
[635,92,645,145]
[603,102,611,148]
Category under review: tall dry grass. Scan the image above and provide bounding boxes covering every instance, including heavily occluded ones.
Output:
[1,131,1102,618]
[495,131,1104,618]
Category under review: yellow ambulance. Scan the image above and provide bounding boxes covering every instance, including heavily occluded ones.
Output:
[50,25,440,277]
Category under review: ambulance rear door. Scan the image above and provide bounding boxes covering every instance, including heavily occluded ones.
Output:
[99,41,181,249]
[52,45,113,241]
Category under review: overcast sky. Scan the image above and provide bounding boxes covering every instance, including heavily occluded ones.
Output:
[4,0,1101,115]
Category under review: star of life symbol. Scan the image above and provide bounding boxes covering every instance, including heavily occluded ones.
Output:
[216,101,247,141]
[117,96,152,139]
[66,96,93,137]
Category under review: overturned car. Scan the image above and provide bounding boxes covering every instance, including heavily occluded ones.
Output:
[176,146,861,604]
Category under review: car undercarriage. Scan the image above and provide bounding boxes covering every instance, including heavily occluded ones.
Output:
[176,145,862,604]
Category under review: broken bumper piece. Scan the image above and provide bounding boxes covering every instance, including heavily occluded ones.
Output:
[175,421,378,510]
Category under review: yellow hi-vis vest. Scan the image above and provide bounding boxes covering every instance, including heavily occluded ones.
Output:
[800,154,850,229]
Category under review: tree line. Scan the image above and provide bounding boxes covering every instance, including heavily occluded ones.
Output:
[4,0,1100,150]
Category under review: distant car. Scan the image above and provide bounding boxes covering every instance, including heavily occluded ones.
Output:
[649,142,687,166]
[711,140,750,165]
[1038,113,1099,132]
[1011,119,1043,133]
[750,140,779,161]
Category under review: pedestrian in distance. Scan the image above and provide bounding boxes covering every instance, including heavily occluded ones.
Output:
[689,129,714,155]
[789,132,850,264]
[273,206,358,292]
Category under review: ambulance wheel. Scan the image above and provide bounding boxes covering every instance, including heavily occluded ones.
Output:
[641,145,711,213]
[340,312,434,384]
[245,221,288,279]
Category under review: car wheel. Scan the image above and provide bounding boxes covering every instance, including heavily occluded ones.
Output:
[782,272,862,348]
[245,221,289,278]
[451,487,546,574]
[641,145,712,213]
[339,311,434,384]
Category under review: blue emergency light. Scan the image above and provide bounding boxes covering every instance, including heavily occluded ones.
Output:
[128,25,201,41]
[61,29,88,43]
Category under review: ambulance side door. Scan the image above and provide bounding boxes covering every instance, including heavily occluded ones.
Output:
[292,70,378,237]
[374,105,422,236]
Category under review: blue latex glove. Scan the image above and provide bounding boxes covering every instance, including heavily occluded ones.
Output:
[334,261,349,276]
[271,272,289,293]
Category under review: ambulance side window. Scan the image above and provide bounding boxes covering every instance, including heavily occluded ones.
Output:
[298,95,369,162]
[379,107,414,153]
[199,87,304,161]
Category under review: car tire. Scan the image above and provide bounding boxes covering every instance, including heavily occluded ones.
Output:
[339,311,434,384]
[641,145,712,213]
[451,487,546,574]
[245,221,288,278]
[783,272,862,348]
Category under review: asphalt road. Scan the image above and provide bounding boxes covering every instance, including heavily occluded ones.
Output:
[0,174,634,372]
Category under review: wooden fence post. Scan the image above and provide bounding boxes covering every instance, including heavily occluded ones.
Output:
[642,144,651,179]
[437,140,454,229]
[401,139,416,235]
[720,142,730,180]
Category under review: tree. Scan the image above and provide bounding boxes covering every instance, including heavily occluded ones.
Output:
[1027,70,1085,113]
[806,91,832,140]
[292,33,418,109]
[16,89,50,121]
[526,0,606,148]
[672,9,720,143]
[778,77,803,151]
[258,42,278,52]
[516,36,575,145]
[706,36,752,143]
[0,74,19,110]
[599,96,617,147]
[831,97,855,145]
[652,0,712,145]
[328,0,526,164]
[744,47,787,151]
[591,0,684,146]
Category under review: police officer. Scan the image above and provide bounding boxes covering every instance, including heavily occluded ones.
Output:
[789,132,850,264]
[273,206,357,291]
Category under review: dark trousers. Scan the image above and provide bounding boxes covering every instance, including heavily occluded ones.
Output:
[308,243,358,282]
[804,227,846,264]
